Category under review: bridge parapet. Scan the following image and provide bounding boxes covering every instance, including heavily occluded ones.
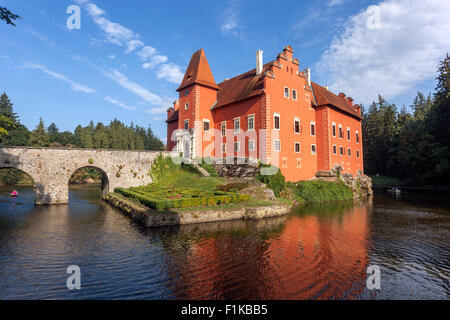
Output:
[0,147,168,205]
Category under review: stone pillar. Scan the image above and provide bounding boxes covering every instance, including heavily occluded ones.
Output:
[34,180,69,205]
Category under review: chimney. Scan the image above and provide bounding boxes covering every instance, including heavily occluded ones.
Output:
[256,49,263,75]
[173,100,179,110]
[167,107,175,119]
[325,85,329,90]
[306,67,311,87]
[346,97,354,106]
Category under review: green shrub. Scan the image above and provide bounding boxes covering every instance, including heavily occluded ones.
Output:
[288,180,353,203]
[200,158,219,177]
[181,162,202,175]
[150,153,181,184]
[88,158,94,165]
[255,164,286,197]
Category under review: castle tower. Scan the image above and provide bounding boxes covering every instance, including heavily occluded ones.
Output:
[175,49,219,159]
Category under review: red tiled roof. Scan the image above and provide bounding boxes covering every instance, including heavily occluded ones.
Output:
[213,62,272,109]
[177,49,219,92]
[311,82,361,119]
[166,109,179,123]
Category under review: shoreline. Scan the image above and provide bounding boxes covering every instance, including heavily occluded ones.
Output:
[104,192,292,228]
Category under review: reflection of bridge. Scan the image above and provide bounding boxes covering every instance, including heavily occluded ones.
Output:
[0,147,165,205]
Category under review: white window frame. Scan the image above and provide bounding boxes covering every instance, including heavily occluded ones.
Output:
[347,127,351,141]
[310,121,316,137]
[339,124,343,139]
[274,139,281,152]
[185,102,189,110]
[292,89,297,101]
[311,144,317,155]
[294,118,300,134]
[234,117,240,133]
[221,121,226,137]
[274,113,281,130]
[294,142,301,154]
[247,114,255,131]
[332,122,336,137]
[184,120,189,131]
[248,139,255,151]
[203,119,210,132]
[356,131,360,143]
[333,144,337,155]
[284,86,290,99]
[339,146,344,156]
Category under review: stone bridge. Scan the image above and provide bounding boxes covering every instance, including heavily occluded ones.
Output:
[0,147,167,205]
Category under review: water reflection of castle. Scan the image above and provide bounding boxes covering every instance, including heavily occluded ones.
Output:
[160,200,372,299]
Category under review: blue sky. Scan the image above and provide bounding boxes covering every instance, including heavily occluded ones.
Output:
[1,0,449,142]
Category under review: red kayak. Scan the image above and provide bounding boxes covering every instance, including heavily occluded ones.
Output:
[11,190,19,197]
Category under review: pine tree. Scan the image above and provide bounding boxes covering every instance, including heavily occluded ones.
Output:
[30,118,49,147]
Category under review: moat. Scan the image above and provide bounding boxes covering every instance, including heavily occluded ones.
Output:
[0,185,449,299]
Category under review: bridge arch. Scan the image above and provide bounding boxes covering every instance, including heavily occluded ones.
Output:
[68,166,110,196]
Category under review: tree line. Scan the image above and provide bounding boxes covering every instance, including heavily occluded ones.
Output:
[362,54,450,185]
[0,93,165,151]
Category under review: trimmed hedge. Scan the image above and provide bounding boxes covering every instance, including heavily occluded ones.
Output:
[114,187,250,210]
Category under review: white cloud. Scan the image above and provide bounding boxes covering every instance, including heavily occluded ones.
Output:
[23,63,96,94]
[125,40,144,53]
[22,27,59,48]
[142,55,168,69]
[316,0,450,105]
[137,46,157,61]
[108,54,116,59]
[221,0,241,37]
[157,63,184,84]
[327,0,343,7]
[103,68,164,106]
[104,96,137,111]
[145,106,167,115]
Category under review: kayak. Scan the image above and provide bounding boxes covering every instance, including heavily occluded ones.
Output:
[387,189,401,194]
[10,191,19,197]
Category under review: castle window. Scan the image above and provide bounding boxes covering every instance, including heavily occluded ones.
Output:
[311,144,316,155]
[348,148,351,157]
[274,113,280,130]
[234,118,240,133]
[357,150,360,158]
[247,115,255,131]
[339,146,344,155]
[274,140,281,151]
[248,140,255,151]
[339,125,343,138]
[356,131,360,143]
[333,145,337,155]
[292,89,297,100]
[234,142,240,153]
[347,127,351,141]
[310,122,316,136]
[294,142,301,153]
[284,87,290,98]
[203,120,210,132]
[185,90,189,97]
[185,102,189,110]
[184,120,189,131]
[294,118,300,134]
[221,122,226,137]
[332,123,336,137]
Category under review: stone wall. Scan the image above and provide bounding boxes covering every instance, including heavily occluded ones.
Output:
[0,147,167,205]
[213,158,260,178]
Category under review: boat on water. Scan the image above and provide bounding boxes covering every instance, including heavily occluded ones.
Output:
[387,188,401,194]
[10,190,19,197]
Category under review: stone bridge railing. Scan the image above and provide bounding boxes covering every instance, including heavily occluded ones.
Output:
[0,147,168,205]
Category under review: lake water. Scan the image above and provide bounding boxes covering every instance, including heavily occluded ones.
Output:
[0,185,448,300]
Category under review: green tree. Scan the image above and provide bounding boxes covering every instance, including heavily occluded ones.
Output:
[30,118,49,147]
[0,7,20,26]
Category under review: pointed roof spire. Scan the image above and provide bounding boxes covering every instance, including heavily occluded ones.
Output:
[176,48,219,91]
